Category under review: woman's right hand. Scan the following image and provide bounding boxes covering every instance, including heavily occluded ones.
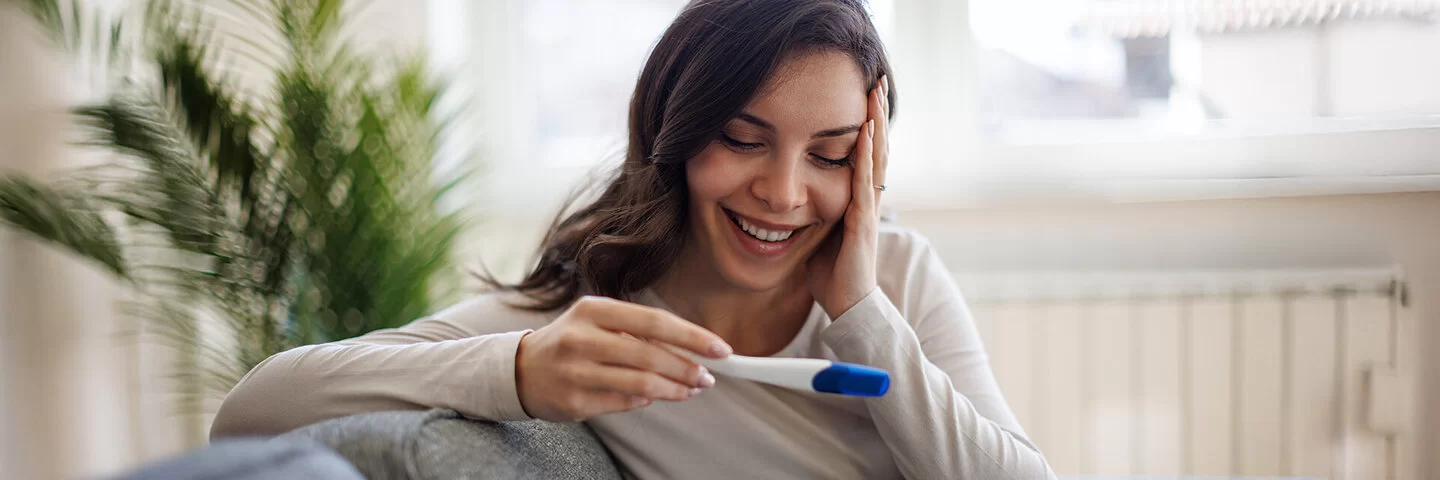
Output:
[515,295,733,422]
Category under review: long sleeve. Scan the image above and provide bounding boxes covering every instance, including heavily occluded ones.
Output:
[210,292,553,439]
[819,232,1056,479]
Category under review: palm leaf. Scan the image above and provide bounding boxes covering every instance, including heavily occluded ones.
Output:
[0,174,128,277]
[74,98,228,257]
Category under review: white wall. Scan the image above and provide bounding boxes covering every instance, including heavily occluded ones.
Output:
[903,193,1440,480]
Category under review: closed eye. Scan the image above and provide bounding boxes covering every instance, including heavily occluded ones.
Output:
[719,134,762,152]
[721,132,850,167]
[811,154,851,168]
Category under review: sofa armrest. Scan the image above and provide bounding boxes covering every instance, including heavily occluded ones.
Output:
[110,438,363,480]
[275,409,624,480]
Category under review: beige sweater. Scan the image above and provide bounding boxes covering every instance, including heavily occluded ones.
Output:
[211,228,1056,479]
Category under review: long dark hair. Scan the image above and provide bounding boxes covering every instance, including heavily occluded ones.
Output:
[486,0,897,311]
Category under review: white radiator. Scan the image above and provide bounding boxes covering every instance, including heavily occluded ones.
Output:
[959,268,1418,479]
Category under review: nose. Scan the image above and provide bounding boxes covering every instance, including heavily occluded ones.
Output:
[750,152,806,213]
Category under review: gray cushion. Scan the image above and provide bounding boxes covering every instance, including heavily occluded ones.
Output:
[110,438,363,480]
[277,409,624,480]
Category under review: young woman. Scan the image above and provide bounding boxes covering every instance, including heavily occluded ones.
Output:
[212,0,1055,478]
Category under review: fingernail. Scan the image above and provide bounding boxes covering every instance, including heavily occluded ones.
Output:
[867,119,875,137]
[700,372,717,388]
[882,75,890,91]
[689,388,702,396]
[708,341,732,357]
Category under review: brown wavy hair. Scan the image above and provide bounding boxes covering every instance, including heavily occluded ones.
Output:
[486,0,897,311]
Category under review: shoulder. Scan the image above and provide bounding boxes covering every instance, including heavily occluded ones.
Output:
[876,223,940,281]
[875,225,962,320]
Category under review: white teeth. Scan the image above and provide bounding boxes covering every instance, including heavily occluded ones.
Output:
[734,215,794,243]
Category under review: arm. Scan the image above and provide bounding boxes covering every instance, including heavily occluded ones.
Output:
[210,293,546,439]
[820,238,1056,480]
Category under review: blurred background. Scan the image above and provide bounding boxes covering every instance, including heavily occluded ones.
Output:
[2,0,1437,478]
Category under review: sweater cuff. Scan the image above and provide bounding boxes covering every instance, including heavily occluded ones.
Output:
[820,287,911,364]
[458,330,533,421]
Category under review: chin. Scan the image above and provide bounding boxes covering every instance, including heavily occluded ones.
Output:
[713,258,794,292]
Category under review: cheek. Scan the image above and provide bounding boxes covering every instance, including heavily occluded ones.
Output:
[686,146,750,202]
[812,173,851,223]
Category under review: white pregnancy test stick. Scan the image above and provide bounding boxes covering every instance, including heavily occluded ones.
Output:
[665,345,890,397]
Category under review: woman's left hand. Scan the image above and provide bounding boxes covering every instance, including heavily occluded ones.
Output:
[807,75,889,319]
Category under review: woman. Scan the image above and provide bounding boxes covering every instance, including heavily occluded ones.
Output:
[212,0,1055,478]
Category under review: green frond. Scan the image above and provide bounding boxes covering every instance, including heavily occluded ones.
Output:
[307,0,343,43]
[0,173,129,278]
[153,30,267,209]
[74,99,228,256]
[11,0,480,406]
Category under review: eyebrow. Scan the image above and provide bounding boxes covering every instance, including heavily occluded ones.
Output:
[735,112,862,139]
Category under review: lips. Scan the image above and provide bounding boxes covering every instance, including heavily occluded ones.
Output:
[722,208,807,259]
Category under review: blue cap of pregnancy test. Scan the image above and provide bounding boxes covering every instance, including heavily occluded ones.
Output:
[811,362,890,397]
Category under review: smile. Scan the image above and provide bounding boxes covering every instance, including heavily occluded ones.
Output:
[733,214,794,242]
[723,209,808,259]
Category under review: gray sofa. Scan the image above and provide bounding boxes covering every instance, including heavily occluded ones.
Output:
[278,409,625,480]
[112,409,624,480]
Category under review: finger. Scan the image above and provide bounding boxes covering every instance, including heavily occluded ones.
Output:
[874,75,889,199]
[851,118,876,219]
[571,363,697,401]
[582,297,732,358]
[579,331,711,388]
[875,75,887,118]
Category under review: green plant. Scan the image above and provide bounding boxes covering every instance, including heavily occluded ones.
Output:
[0,0,475,405]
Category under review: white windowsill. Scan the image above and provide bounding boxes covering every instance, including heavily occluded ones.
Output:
[984,115,1440,146]
[881,122,1440,209]
[882,173,1440,211]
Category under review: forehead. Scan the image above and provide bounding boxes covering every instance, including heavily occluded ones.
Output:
[741,50,869,131]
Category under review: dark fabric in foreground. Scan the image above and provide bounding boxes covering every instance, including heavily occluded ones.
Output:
[110,438,362,480]
[277,408,625,480]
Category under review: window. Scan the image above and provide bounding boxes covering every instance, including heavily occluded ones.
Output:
[516,0,686,167]
[427,0,689,214]
[971,0,1440,143]
[430,0,1440,210]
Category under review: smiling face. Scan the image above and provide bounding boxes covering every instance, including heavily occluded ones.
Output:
[683,50,869,292]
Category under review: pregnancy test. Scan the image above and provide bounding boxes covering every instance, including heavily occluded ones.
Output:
[666,346,890,397]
